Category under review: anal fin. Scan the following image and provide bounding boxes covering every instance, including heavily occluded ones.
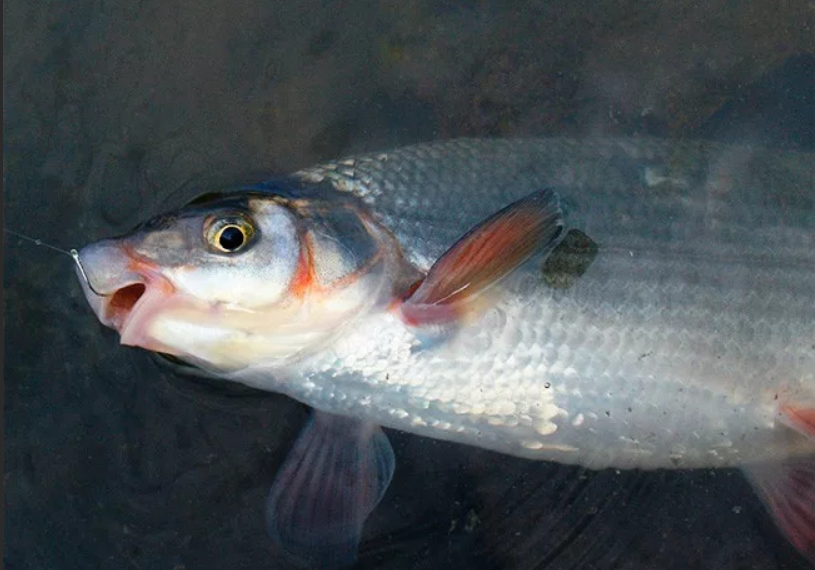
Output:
[744,455,815,564]
[780,405,815,440]
[266,411,395,568]
[743,406,815,564]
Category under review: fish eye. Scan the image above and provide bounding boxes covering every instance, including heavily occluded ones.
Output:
[205,214,256,254]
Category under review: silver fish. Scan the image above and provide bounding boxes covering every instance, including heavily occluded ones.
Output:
[76,138,815,566]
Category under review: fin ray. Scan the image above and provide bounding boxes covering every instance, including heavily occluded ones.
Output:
[266,412,395,568]
[781,405,815,440]
[400,188,564,326]
[744,454,815,564]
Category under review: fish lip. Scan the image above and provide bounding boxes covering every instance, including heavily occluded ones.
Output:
[117,272,179,348]
[78,249,175,349]
[83,274,159,340]
[117,283,154,346]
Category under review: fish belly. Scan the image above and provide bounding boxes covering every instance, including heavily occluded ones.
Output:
[289,256,812,470]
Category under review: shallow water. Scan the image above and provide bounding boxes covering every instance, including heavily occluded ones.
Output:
[3,1,813,568]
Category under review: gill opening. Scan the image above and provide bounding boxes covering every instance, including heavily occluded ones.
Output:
[3,227,109,297]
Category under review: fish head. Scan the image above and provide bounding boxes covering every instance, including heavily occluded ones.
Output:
[77,190,408,373]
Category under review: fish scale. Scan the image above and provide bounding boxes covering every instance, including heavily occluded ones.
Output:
[285,265,795,469]
[297,138,812,260]
[272,138,815,470]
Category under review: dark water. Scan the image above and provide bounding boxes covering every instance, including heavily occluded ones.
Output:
[3,1,813,569]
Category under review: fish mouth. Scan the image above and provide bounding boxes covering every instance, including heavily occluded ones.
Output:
[106,283,148,331]
[76,241,178,353]
[110,279,178,352]
[86,277,169,349]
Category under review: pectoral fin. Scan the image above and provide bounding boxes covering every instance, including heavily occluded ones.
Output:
[266,411,395,568]
[399,188,564,326]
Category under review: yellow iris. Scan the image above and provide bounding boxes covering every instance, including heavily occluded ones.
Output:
[205,214,255,253]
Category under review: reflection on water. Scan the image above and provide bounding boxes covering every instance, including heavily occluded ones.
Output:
[3,0,813,568]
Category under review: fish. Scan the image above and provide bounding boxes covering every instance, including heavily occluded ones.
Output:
[75,137,815,567]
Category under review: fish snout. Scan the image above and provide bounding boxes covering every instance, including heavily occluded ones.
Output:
[76,240,150,332]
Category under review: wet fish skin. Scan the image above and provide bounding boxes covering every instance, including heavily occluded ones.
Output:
[262,138,814,564]
[76,138,815,565]
[230,138,815,470]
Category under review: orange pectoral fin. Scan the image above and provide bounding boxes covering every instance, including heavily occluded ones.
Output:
[398,188,563,327]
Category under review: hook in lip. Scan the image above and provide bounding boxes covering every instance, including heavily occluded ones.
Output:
[70,248,110,297]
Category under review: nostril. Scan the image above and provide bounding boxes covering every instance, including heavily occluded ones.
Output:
[107,284,146,324]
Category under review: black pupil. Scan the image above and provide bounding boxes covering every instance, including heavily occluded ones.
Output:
[219,226,245,251]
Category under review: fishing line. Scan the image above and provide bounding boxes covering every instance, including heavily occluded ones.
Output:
[3,227,109,296]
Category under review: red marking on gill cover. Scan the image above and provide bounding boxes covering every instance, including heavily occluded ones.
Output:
[289,239,315,298]
[123,246,175,295]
